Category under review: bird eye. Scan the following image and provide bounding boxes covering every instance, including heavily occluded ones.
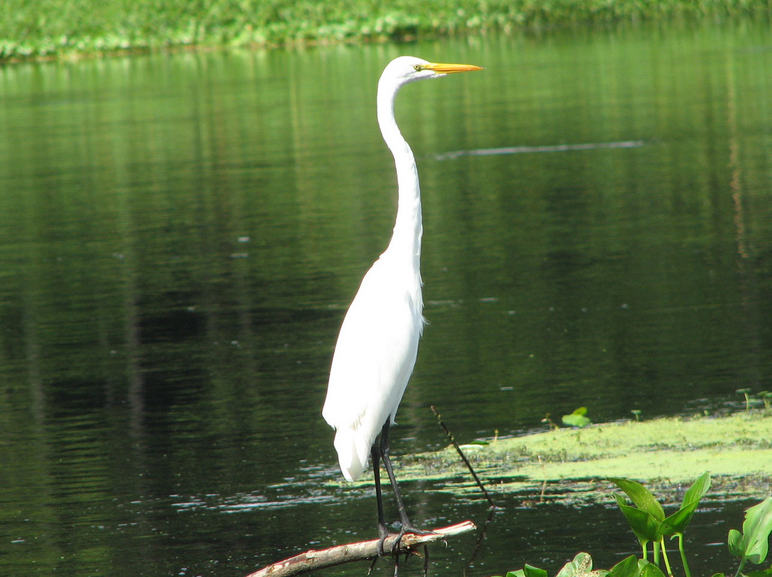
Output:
[413,64,423,71]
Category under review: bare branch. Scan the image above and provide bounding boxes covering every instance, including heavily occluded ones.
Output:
[430,405,496,508]
[245,521,476,577]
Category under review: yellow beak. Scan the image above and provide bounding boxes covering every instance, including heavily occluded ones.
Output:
[422,62,484,74]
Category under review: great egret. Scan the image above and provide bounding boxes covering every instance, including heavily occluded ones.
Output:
[322,56,482,547]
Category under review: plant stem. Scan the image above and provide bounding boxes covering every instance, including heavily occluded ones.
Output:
[430,405,496,508]
[733,558,746,577]
[660,537,674,577]
[641,541,649,562]
[653,540,660,565]
[677,533,691,577]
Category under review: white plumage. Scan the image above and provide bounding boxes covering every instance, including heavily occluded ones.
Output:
[323,249,424,480]
[322,56,482,532]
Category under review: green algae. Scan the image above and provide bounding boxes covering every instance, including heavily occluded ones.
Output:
[393,412,772,502]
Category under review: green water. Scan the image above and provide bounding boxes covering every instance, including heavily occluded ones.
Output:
[0,18,770,577]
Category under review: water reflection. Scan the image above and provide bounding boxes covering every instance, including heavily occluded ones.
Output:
[435,139,645,159]
[0,17,770,577]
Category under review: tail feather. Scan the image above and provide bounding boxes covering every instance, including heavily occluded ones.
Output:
[333,427,372,482]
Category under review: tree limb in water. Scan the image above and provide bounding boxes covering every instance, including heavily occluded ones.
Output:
[244,521,476,577]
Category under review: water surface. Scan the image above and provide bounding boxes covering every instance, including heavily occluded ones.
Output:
[0,18,770,577]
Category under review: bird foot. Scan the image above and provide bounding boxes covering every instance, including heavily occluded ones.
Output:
[391,523,436,553]
[401,523,435,536]
[389,525,435,577]
[376,523,390,556]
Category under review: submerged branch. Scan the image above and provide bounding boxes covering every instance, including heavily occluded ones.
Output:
[245,521,476,577]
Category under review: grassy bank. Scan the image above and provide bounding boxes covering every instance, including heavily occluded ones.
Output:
[387,411,772,503]
[1,0,769,62]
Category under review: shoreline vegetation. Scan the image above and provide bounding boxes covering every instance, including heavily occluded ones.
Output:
[1,0,770,63]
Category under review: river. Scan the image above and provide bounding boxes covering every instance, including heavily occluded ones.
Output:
[0,17,770,577]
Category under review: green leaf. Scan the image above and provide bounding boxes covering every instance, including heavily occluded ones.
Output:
[562,407,591,428]
[729,528,745,558]
[638,560,667,577]
[660,514,687,538]
[682,472,711,507]
[522,564,549,577]
[504,572,524,577]
[735,497,772,565]
[661,472,711,536]
[608,555,639,577]
[562,413,591,427]
[610,478,665,521]
[615,494,661,543]
[556,552,593,577]
[745,568,772,577]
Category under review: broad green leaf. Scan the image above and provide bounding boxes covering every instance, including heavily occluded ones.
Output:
[610,478,665,521]
[562,413,591,427]
[661,472,711,536]
[608,555,639,577]
[682,472,711,508]
[745,568,772,577]
[728,528,745,558]
[709,573,726,577]
[739,497,772,565]
[615,494,661,543]
[660,514,687,538]
[556,552,593,577]
[638,560,666,577]
[505,572,524,577]
[522,564,549,577]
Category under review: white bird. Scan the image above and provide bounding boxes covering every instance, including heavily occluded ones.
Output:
[322,56,482,545]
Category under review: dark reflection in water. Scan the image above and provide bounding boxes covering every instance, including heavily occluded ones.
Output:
[0,17,770,577]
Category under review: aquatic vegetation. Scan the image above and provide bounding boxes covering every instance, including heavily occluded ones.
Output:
[561,406,591,428]
[494,474,772,577]
[610,473,711,576]
[727,497,772,577]
[737,389,772,412]
[390,411,772,502]
[738,389,753,412]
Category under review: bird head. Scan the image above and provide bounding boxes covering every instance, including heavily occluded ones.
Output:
[382,56,483,88]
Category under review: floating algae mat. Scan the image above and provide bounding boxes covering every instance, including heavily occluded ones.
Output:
[396,412,772,502]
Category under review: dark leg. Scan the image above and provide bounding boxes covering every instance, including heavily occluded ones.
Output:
[379,420,433,537]
[372,444,389,555]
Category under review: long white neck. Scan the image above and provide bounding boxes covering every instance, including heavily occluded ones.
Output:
[377,76,422,271]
